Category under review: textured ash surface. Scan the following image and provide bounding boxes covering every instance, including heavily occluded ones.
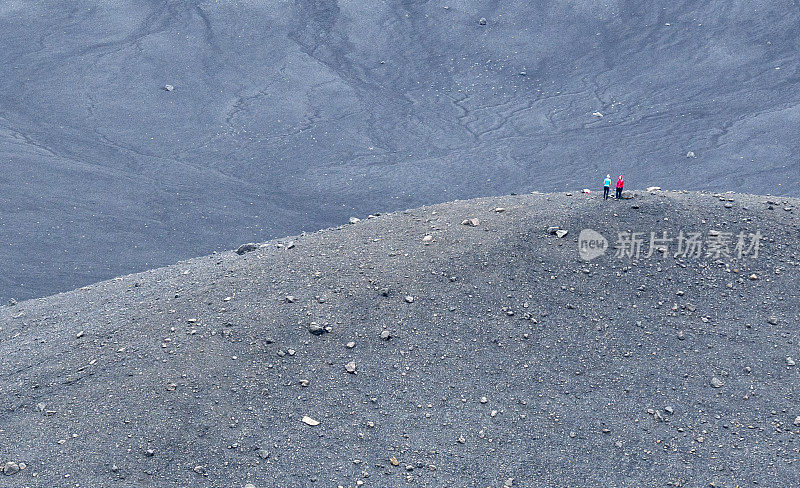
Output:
[1,190,799,487]
[2,1,800,301]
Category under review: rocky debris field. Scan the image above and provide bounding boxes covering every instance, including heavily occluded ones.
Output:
[1,190,799,487]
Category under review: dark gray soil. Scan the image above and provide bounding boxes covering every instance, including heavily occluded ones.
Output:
[1,190,799,487]
[2,1,800,302]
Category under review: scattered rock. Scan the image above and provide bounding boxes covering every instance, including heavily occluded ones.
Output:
[646,186,662,192]
[345,361,357,374]
[547,226,560,235]
[787,357,796,366]
[422,235,433,243]
[164,84,174,91]
[494,207,506,213]
[767,316,778,325]
[257,449,270,460]
[308,322,327,335]
[380,330,391,340]
[404,295,414,303]
[710,376,725,388]
[2,461,20,475]
[686,151,696,158]
[301,416,320,426]
[6,298,16,307]
[555,229,569,238]
[794,416,800,427]
[478,17,487,25]
[349,217,361,224]
[461,218,480,227]
[236,243,258,255]
[390,457,399,466]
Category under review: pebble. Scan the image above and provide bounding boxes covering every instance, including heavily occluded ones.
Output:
[380,330,391,340]
[164,84,174,91]
[301,416,320,426]
[235,243,258,255]
[258,449,270,459]
[793,416,800,427]
[308,322,327,335]
[478,17,487,25]
[2,461,20,475]
[461,218,480,227]
[787,357,796,366]
[345,361,357,374]
[404,295,414,303]
[349,217,360,224]
[710,376,725,388]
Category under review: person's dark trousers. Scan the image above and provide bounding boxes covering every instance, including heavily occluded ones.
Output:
[603,187,610,200]
[616,187,622,199]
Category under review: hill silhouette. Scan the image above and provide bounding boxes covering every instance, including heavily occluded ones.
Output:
[1,190,798,486]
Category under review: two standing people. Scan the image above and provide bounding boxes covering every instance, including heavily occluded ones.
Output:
[603,174,625,200]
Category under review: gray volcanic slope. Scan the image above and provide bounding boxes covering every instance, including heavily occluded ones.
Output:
[1,190,799,487]
[2,1,800,302]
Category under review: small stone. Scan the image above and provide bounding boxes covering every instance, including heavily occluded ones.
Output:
[258,449,270,459]
[422,235,433,243]
[480,396,488,404]
[478,17,487,25]
[145,448,155,457]
[193,465,206,475]
[647,186,662,192]
[547,226,560,235]
[555,229,568,238]
[346,341,355,348]
[245,484,257,488]
[301,416,320,426]
[767,316,778,325]
[308,322,327,335]
[345,361,357,374]
[793,416,800,427]
[494,207,506,213]
[3,461,20,475]
[404,295,414,303]
[457,435,466,444]
[235,243,258,255]
[686,151,696,158]
[787,357,796,366]
[461,218,480,227]
[664,406,674,414]
[285,295,295,303]
[7,298,17,306]
[749,274,759,280]
[76,331,85,339]
[390,457,399,466]
[164,84,174,91]
[710,376,724,388]
[380,330,391,340]
[349,217,360,224]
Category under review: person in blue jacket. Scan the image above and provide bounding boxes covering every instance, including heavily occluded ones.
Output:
[603,174,612,200]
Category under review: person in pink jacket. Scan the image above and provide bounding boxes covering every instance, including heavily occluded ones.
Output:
[615,175,624,199]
